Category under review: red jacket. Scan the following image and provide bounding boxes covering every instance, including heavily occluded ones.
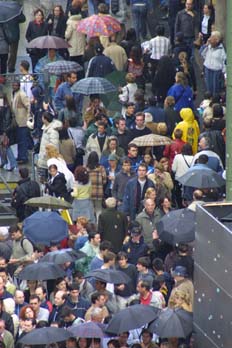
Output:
[163,139,186,169]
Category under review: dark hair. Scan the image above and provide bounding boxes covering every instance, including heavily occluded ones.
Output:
[29,295,40,303]
[174,128,183,139]
[213,103,223,118]
[61,306,74,318]
[65,95,77,112]
[48,164,58,171]
[139,281,150,291]
[8,224,21,234]
[97,120,106,128]
[19,167,29,179]
[34,8,44,18]
[95,43,104,54]
[0,268,7,275]
[36,320,48,328]
[20,60,30,71]
[156,25,165,36]
[128,143,138,150]
[138,163,148,171]
[67,71,77,78]
[99,240,113,251]
[197,154,208,164]
[53,4,64,16]
[74,166,89,184]
[126,102,135,108]
[181,143,193,155]
[152,258,164,271]
[69,282,80,291]
[42,111,53,123]
[126,28,137,41]
[87,151,100,170]
[88,231,99,242]
[107,339,120,348]
[137,257,150,268]
[68,117,77,127]
[130,45,142,64]
[141,329,152,338]
[90,291,102,304]
[59,127,70,140]
[36,285,47,295]
[103,251,116,263]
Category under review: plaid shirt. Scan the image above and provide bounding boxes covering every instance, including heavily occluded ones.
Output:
[149,36,171,60]
[88,166,107,200]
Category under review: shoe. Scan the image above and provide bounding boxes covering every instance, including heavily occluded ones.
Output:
[0,163,7,168]
[17,160,28,165]
[7,167,17,172]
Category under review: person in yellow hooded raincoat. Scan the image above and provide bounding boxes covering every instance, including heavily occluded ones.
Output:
[172,108,200,154]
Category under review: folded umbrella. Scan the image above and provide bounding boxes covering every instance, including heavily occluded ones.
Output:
[85,269,131,284]
[17,262,65,280]
[148,308,193,338]
[72,77,116,95]
[40,249,86,264]
[106,304,161,334]
[130,134,172,147]
[77,14,121,37]
[19,327,73,344]
[0,2,23,23]
[178,167,225,188]
[23,211,68,246]
[156,208,195,244]
[44,60,83,75]
[68,322,106,338]
[27,35,70,49]
[25,196,72,210]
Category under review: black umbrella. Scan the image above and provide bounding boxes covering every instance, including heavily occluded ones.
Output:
[106,305,161,334]
[17,262,65,280]
[40,249,85,264]
[178,168,225,188]
[85,269,131,284]
[68,322,107,338]
[0,2,23,23]
[148,308,193,338]
[156,209,195,244]
[19,327,73,344]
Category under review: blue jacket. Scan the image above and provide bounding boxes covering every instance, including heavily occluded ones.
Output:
[167,83,194,112]
[87,54,116,78]
[54,82,83,114]
[122,176,155,220]
[144,106,166,123]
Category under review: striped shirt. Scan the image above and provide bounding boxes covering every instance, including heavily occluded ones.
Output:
[149,36,171,60]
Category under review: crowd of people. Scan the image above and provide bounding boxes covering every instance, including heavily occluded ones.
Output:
[0,0,226,347]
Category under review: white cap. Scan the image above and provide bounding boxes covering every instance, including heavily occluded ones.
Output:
[0,227,9,239]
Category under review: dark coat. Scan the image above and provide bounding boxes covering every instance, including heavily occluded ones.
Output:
[65,296,90,319]
[112,170,136,202]
[47,14,67,38]
[0,310,14,335]
[25,20,48,42]
[98,207,128,253]
[87,54,116,77]
[122,237,149,265]
[46,172,69,201]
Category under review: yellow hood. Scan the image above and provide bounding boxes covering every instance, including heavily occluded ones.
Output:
[180,108,195,123]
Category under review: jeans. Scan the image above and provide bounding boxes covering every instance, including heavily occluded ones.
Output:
[204,67,224,95]
[7,147,17,169]
[132,5,148,40]
[17,127,29,161]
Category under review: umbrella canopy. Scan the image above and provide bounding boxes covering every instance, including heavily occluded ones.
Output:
[85,269,131,284]
[17,262,65,280]
[178,167,225,188]
[101,70,127,112]
[40,249,86,264]
[148,308,193,338]
[19,327,73,344]
[106,305,160,334]
[44,60,83,75]
[77,14,121,37]
[130,134,172,147]
[156,208,195,244]
[24,196,72,210]
[72,77,116,95]
[0,1,23,23]
[68,322,106,338]
[23,211,68,246]
[27,35,70,49]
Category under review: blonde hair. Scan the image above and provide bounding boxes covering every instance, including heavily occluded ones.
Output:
[45,144,63,159]
[76,216,89,228]
[145,187,156,199]
[126,73,136,83]
[175,71,188,87]
[174,289,191,306]
[156,122,167,135]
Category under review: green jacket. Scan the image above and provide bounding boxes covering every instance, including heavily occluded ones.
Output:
[136,208,161,248]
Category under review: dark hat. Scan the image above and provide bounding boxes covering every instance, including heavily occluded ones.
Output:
[130,223,142,236]
[172,266,188,277]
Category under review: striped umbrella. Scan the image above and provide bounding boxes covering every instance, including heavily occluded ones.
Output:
[72,77,116,95]
[44,60,83,75]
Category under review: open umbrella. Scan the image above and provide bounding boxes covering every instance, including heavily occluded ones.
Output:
[156,208,195,244]
[40,249,86,264]
[106,305,160,334]
[68,322,107,338]
[27,35,70,49]
[85,269,130,284]
[44,60,83,75]
[23,211,68,246]
[101,70,126,112]
[17,262,65,280]
[24,196,72,210]
[72,77,116,95]
[178,167,225,188]
[148,308,193,338]
[0,2,23,23]
[77,14,121,37]
[19,327,73,344]
[130,134,172,147]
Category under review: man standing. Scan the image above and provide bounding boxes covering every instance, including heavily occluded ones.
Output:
[112,117,132,152]
[49,290,67,324]
[29,295,49,322]
[84,292,109,321]
[14,290,27,316]
[86,44,116,78]
[103,35,127,71]
[124,143,142,172]
[54,71,83,114]
[66,283,90,319]
[131,112,152,140]
[122,163,155,220]
[11,81,31,164]
[86,121,109,158]
[76,232,101,273]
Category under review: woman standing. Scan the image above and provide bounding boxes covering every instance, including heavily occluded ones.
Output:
[71,166,95,223]
[25,9,48,70]
[47,5,67,38]
[198,3,215,44]
[167,72,194,112]
[59,128,76,172]
[46,164,70,201]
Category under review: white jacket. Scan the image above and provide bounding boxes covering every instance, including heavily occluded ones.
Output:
[65,15,86,57]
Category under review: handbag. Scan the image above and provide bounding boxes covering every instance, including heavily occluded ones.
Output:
[27,112,35,130]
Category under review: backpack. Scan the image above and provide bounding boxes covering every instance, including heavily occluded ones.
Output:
[20,237,35,253]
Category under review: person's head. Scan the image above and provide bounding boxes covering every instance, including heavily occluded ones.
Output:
[54,278,67,292]
[61,306,76,323]
[105,197,117,209]
[117,251,128,268]
[91,291,106,307]
[67,71,77,86]
[0,258,7,269]
[128,143,138,158]
[203,3,214,16]
[90,307,104,322]
[197,154,208,165]
[136,280,150,295]
[95,43,104,55]
[78,338,92,348]
[19,60,30,74]
[126,102,135,115]
[0,228,8,243]
[152,258,164,273]
[145,187,157,201]
[156,25,165,36]
[137,163,147,180]
[88,231,101,247]
[115,117,126,133]
[185,0,193,11]
[48,48,56,60]
[0,319,5,334]
[65,95,76,111]
[174,128,183,140]
[144,198,155,215]
[97,121,106,135]
[141,329,153,345]
[19,305,36,320]
[107,339,120,348]
[42,111,53,124]
[45,144,61,159]
[125,73,136,84]
[143,150,154,166]
[136,257,150,272]
[87,151,100,170]
[209,31,222,47]
[126,28,137,41]
[29,295,41,314]
[66,337,78,348]
[12,81,20,92]
[130,46,142,64]
[59,127,70,141]
[155,163,164,177]
[129,221,142,242]
[173,288,191,307]
[69,283,80,301]
[181,143,193,155]
[164,96,175,109]
[198,136,210,150]
[48,164,58,177]
[35,286,47,302]
[95,280,107,292]
[212,103,224,118]
[34,8,44,22]
[118,332,129,346]
[74,166,89,184]
[99,240,113,256]
[53,5,64,16]
[171,266,188,281]
[178,51,188,64]
[54,290,66,307]
[160,196,171,210]
[175,71,188,86]
[107,136,118,151]
[193,189,203,201]
[134,89,145,103]
[98,2,109,14]
[121,159,131,174]
[9,224,23,241]
[159,157,169,171]
[23,318,36,333]
[0,269,8,285]
[103,251,116,267]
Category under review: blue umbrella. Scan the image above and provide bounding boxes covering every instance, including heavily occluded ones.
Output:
[0,2,23,23]
[23,211,68,246]
[71,77,116,95]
